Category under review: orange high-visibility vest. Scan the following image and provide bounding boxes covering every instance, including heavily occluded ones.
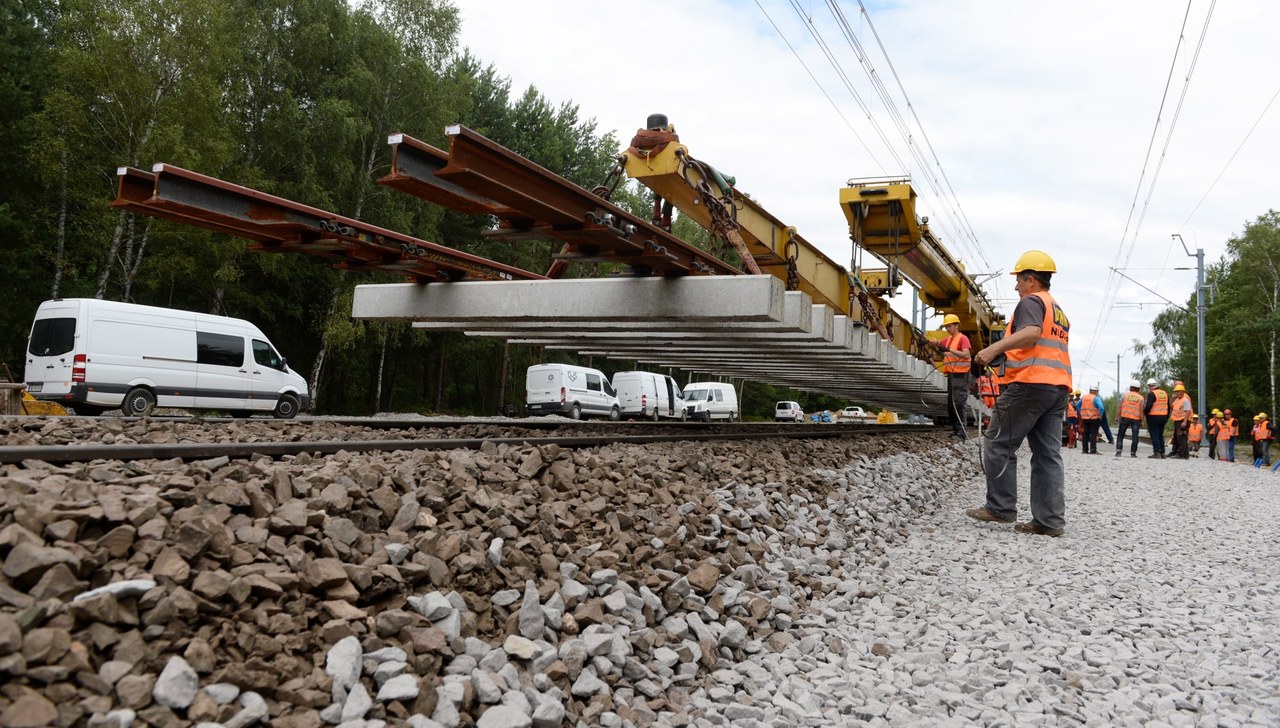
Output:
[1188,422,1203,441]
[942,334,970,375]
[1148,389,1169,416]
[1000,291,1071,388]
[1217,417,1234,441]
[1080,394,1101,420]
[1119,391,1144,421]
[1170,393,1192,422]
[1258,421,1272,439]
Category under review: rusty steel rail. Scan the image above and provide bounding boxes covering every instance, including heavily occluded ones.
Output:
[0,424,943,465]
[379,128,741,277]
[111,165,543,283]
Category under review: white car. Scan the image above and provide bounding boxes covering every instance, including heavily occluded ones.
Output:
[775,400,804,422]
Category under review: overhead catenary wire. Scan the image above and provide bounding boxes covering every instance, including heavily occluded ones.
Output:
[1085,0,1214,365]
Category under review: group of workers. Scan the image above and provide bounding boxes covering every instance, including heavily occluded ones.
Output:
[1065,380,1271,465]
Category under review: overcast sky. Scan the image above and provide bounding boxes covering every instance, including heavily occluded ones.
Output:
[456,0,1279,394]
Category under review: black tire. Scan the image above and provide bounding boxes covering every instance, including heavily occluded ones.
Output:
[71,404,105,417]
[609,406,621,421]
[229,410,253,419]
[569,403,582,420]
[121,387,155,417]
[272,394,299,420]
[650,406,660,421]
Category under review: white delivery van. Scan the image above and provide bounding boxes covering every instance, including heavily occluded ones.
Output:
[525,363,621,420]
[612,371,686,421]
[775,400,804,422]
[682,381,739,422]
[24,298,309,418]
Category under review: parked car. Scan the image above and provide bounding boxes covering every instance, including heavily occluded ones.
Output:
[775,400,804,422]
[526,363,620,420]
[837,406,871,422]
[24,298,308,418]
[611,370,686,420]
[683,382,739,421]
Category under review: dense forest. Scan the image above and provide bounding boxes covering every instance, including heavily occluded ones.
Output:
[0,0,846,417]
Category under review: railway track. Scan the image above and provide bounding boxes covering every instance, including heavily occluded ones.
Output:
[0,416,944,464]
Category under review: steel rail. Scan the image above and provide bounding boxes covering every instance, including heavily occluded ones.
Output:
[111,166,543,283]
[379,128,740,277]
[0,425,942,465]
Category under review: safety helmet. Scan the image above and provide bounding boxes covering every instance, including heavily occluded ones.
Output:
[1254,415,1261,421]
[1088,385,1098,392]
[1071,390,1080,395]
[1129,379,1141,389]
[941,314,960,327]
[1261,413,1268,419]
[1173,383,1186,392]
[1146,378,1158,386]
[1010,250,1057,274]
[1191,413,1199,419]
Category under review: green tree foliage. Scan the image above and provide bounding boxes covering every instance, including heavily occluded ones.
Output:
[1140,211,1280,425]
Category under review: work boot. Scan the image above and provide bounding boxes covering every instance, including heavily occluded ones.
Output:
[964,506,1015,524]
[1114,451,1121,457]
[1130,452,1137,458]
[1148,453,1161,459]
[1014,521,1064,537]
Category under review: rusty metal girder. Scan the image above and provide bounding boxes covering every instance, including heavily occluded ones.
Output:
[379,127,740,277]
[111,165,542,283]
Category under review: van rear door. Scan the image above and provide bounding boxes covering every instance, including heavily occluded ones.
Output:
[24,301,81,398]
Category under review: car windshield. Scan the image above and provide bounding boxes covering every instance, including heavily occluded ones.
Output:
[685,389,708,401]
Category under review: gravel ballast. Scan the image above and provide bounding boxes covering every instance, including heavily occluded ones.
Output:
[0,416,1277,727]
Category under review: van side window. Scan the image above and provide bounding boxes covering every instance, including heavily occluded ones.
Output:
[252,340,283,370]
[714,389,724,402]
[197,332,244,368]
[586,373,601,392]
[28,318,76,357]
[603,380,616,397]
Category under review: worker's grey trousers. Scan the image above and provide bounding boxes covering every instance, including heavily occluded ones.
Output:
[948,373,970,434]
[982,383,1069,530]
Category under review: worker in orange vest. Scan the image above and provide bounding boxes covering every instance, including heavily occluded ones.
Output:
[931,313,972,438]
[1143,378,1169,459]
[1065,390,1080,449]
[978,373,998,409]
[966,250,1070,537]
[1187,414,1204,458]
[1115,380,1145,458]
[1078,385,1104,454]
[1252,413,1272,467]
[1218,408,1237,462]
[1207,408,1222,460]
[1169,381,1193,459]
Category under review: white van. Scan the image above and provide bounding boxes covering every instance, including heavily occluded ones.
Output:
[683,381,739,422]
[525,364,620,420]
[24,299,309,418]
[612,371,686,421]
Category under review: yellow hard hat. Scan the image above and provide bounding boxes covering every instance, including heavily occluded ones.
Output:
[1254,414,1262,421]
[1010,250,1057,275]
[941,314,960,326]
[1173,383,1185,392]
[1071,390,1080,395]
[1261,413,1269,419]
[1191,413,1199,419]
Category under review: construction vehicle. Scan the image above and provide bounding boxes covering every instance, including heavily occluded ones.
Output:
[621,114,1004,367]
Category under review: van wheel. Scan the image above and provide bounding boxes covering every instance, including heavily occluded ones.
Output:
[569,403,581,420]
[122,387,155,417]
[609,406,621,421]
[272,394,299,420]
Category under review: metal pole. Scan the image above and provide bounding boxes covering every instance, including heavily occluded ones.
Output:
[1196,248,1206,417]
[1116,353,1121,427]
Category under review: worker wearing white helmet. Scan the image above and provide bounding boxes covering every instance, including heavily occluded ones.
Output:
[1143,378,1169,459]
[966,250,1071,537]
[931,313,972,438]
[1115,379,1145,458]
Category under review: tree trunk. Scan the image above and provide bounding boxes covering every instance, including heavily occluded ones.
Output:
[434,346,447,412]
[95,213,129,298]
[51,147,68,298]
[374,331,386,414]
[122,219,150,302]
[307,282,346,413]
[498,341,510,414]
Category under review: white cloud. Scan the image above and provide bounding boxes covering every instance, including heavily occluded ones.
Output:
[457,0,1279,389]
